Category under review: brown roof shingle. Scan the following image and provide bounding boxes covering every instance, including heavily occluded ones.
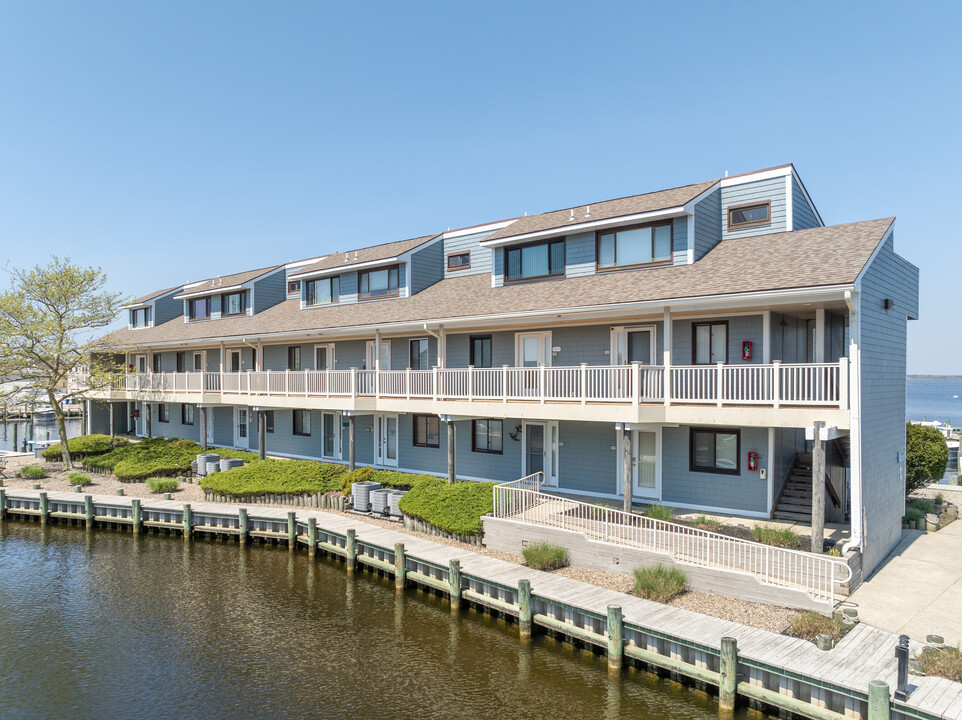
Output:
[173,265,284,298]
[288,234,440,279]
[110,219,893,347]
[482,179,719,243]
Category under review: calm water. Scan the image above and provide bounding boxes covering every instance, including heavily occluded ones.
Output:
[0,522,749,720]
[906,377,962,427]
[0,417,83,453]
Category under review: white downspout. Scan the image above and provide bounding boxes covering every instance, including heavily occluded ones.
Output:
[842,289,863,555]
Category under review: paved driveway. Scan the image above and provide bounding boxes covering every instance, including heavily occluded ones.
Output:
[848,518,962,646]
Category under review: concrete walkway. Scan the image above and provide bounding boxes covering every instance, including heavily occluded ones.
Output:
[849,518,962,647]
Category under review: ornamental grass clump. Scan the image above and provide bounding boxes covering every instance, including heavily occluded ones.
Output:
[522,543,570,571]
[632,564,687,603]
[19,465,46,480]
[643,504,675,522]
[692,514,725,533]
[751,524,801,548]
[67,471,93,487]
[787,611,849,643]
[903,506,926,524]
[918,646,962,682]
[145,477,180,493]
[910,499,935,515]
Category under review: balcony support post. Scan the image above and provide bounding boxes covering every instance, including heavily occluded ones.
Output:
[468,365,474,402]
[581,363,587,405]
[716,362,724,407]
[811,420,826,554]
[502,365,508,404]
[663,307,672,407]
[258,411,266,461]
[838,357,849,410]
[446,418,456,485]
[772,360,781,409]
[632,362,641,406]
[109,402,115,439]
[145,403,152,439]
[199,406,208,450]
[348,414,356,472]
[621,424,633,515]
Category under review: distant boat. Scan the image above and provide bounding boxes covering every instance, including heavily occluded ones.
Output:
[33,409,55,424]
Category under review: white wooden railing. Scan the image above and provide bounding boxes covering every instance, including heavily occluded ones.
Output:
[492,475,852,606]
[88,359,849,409]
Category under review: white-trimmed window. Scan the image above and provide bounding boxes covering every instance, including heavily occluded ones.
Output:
[597,222,672,270]
[305,276,339,306]
[728,202,771,229]
[157,403,170,423]
[692,321,728,364]
[131,307,151,328]
[293,409,311,436]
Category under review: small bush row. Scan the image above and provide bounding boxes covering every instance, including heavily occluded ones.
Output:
[67,471,93,487]
[633,564,687,603]
[751,524,801,548]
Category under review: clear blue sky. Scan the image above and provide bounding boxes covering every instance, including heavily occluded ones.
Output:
[1,1,958,373]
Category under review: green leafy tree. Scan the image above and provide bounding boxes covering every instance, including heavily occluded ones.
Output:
[0,257,129,466]
[905,422,949,494]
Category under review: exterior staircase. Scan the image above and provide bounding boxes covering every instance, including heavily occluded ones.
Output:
[772,452,843,522]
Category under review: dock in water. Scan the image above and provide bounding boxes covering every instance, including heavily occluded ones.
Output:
[2,487,961,720]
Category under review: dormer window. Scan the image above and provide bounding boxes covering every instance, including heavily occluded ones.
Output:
[505,240,564,282]
[288,281,300,294]
[597,221,672,270]
[189,297,211,320]
[447,252,470,270]
[222,291,246,316]
[305,276,340,306]
[131,307,151,328]
[359,265,399,299]
[728,202,770,229]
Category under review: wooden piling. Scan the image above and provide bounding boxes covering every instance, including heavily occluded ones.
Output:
[719,636,738,712]
[868,680,890,720]
[307,517,317,557]
[131,499,142,534]
[394,543,406,590]
[84,495,94,528]
[449,559,461,612]
[607,604,623,672]
[0,488,5,521]
[518,579,532,639]
[238,508,249,545]
[287,511,296,547]
[346,528,357,572]
[811,420,825,554]
[39,492,49,524]
[182,504,192,539]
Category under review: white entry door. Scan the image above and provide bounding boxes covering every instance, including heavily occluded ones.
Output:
[515,332,552,367]
[610,325,657,365]
[522,420,559,486]
[315,343,336,370]
[228,349,242,373]
[366,340,391,370]
[193,351,205,372]
[322,411,341,460]
[616,427,661,500]
[234,408,249,448]
[374,413,398,467]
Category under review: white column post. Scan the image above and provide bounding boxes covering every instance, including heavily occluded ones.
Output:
[767,427,775,514]
[663,307,672,406]
[632,362,641,407]
[716,361,724,407]
[374,330,381,399]
[502,365,508,404]
[838,357,849,410]
[814,308,826,363]
[468,366,475,402]
[772,360,781,408]
[762,310,772,364]
[539,364,546,404]
[580,363,587,406]
[438,326,445,369]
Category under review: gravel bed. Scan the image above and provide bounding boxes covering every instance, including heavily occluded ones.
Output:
[1,454,802,633]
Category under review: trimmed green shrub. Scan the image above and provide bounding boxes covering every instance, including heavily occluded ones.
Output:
[340,466,438,495]
[397,479,496,536]
[632,564,687,603]
[644,504,675,522]
[19,465,46,479]
[910,499,935,515]
[211,447,260,463]
[904,506,925,523]
[906,422,949,493]
[787,611,849,643]
[751,524,801,548]
[146,477,180,493]
[200,459,347,497]
[522,542,569,571]
[42,434,128,461]
[67,471,93,486]
[85,437,202,480]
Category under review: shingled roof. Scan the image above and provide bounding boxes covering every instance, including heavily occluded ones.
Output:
[481,179,719,244]
[110,218,894,347]
[125,286,182,307]
[288,234,440,279]
[172,265,284,299]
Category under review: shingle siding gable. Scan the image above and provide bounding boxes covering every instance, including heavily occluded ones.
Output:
[721,176,788,239]
[792,175,821,230]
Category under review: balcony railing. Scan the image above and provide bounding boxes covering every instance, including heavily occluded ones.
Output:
[90,358,849,410]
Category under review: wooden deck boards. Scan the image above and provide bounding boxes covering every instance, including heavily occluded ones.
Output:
[6,488,960,718]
